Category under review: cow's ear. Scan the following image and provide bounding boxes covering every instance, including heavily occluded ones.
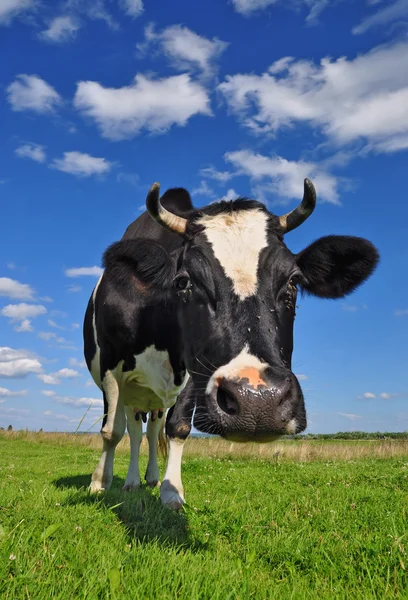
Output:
[103,239,175,290]
[295,235,379,299]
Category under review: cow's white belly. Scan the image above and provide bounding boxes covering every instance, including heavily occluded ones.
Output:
[121,345,189,412]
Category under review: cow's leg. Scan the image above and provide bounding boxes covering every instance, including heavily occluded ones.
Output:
[123,405,143,491]
[145,409,165,488]
[90,368,125,493]
[161,381,194,510]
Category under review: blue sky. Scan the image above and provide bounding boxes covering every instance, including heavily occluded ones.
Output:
[0,0,407,434]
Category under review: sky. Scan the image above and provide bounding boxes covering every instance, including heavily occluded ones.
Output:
[0,0,407,435]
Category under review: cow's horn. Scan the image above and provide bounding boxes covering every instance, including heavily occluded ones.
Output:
[279,178,317,233]
[146,182,188,235]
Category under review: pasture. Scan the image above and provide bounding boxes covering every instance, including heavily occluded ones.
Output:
[1,431,407,599]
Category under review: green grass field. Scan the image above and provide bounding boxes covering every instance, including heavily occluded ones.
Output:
[1,432,407,599]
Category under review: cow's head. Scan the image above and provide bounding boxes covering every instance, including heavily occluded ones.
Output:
[105,180,379,442]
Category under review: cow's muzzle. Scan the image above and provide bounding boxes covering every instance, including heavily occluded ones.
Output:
[193,371,307,442]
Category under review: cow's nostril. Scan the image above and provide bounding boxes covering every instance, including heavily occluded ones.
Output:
[217,387,239,416]
[276,377,292,405]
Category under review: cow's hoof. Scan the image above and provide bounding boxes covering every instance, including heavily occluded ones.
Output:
[160,481,185,511]
[165,499,184,511]
[89,481,106,494]
[146,479,161,488]
[122,482,141,492]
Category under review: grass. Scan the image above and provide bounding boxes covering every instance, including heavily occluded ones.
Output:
[1,432,407,599]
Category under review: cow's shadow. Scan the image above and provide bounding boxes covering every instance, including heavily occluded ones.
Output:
[53,474,204,552]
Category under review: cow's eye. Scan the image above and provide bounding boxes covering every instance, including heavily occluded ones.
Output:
[289,273,302,288]
[174,274,191,291]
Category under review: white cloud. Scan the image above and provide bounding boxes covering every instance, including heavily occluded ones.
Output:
[0,0,36,25]
[0,347,42,378]
[50,308,68,317]
[55,368,80,379]
[37,367,80,385]
[395,308,408,317]
[38,374,55,385]
[38,332,57,342]
[39,15,81,43]
[52,394,103,408]
[0,407,30,417]
[304,0,346,24]
[0,387,27,397]
[338,412,362,421]
[231,0,277,15]
[69,358,86,369]
[342,304,359,313]
[363,392,376,398]
[200,166,234,183]
[15,319,33,333]
[222,188,239,201]
[117,172,140,187]
[41,390,56,397]
[231,0,331,21]
[43,410,79,422]
[219,41,408,155]
[192,180,215,197]
[7,74,61,113]
[67,284,82,293]
[224,149,340,204]
[85,0,119,29]
[1,303,47,322]
[296,374,309,381]
[138,23,228,78]
[48,319,65,330]
[380,392,401,400]
[50,151,113,177]
[65,266,103,278]
[0,277,34,300]
[37,374,60,385]
[15,143,46,163]
[231,0,394,26]
[120,0,144,17]
[37,332,70,345]
[353,0,408,35]
[72,323,80,329]
[74,73,211,141]
[0,347,35,362]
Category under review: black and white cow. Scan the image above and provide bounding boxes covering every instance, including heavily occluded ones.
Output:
[83,179,378,509]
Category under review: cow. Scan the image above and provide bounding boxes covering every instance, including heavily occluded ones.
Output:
[83,179,379,510]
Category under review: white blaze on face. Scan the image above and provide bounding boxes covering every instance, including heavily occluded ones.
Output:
[196,208,269,300]
[205,345,267,395]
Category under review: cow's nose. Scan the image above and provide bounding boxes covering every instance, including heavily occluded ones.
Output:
[215,373,293,417]
[235,366,292,404]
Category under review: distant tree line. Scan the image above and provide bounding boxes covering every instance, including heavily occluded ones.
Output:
[1,427,407,440]
[291,431,408,440]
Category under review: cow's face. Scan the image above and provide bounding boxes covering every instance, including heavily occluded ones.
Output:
[105,181,379,443]
[173,205,307,441]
